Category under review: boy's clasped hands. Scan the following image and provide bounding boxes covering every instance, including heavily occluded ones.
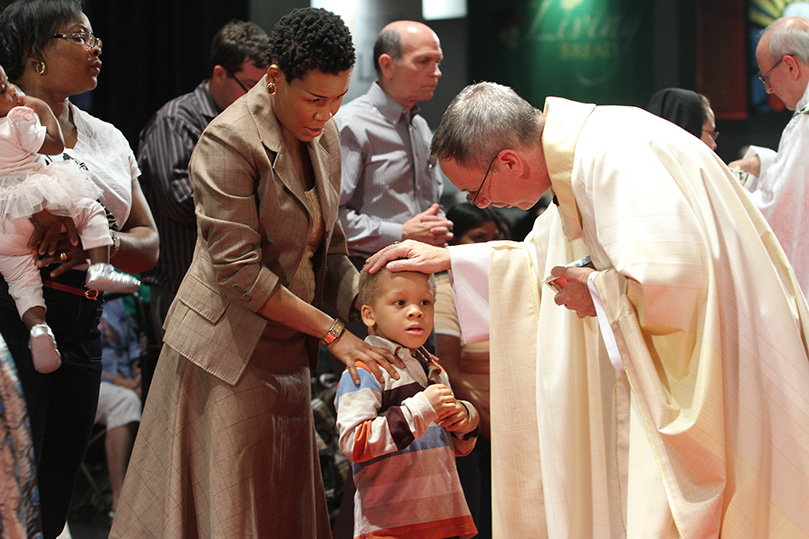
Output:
[424,383,473,432]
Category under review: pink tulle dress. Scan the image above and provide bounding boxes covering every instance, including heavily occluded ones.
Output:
[0,106,111,317]
[0,106,102,221]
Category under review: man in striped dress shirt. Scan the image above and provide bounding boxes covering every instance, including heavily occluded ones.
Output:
[336,21,453,267]
[137,21,268,396]
[138,21,269,346]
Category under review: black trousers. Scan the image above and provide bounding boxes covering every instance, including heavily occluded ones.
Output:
[0,269,103,539]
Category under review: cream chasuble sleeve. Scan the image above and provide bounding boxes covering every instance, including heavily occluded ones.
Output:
[485,207,628,538]
[450,237,624,372]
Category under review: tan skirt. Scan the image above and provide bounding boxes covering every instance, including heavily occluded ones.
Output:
[110,332,331,538]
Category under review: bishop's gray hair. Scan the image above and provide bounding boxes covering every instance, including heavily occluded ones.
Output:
[431,81,543,168]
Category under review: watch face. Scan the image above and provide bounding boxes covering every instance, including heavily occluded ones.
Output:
[322,320,344,344]
[110,230,121,256]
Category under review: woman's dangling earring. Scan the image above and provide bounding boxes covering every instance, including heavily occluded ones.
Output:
[34,61,46,75]
[266,80,277,96]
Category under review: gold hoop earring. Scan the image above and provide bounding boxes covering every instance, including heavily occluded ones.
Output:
[34,61,46,75]
[266,81,277,96]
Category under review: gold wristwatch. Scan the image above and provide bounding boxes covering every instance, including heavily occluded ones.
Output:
[321,319,345,346]
[110,230,121,258]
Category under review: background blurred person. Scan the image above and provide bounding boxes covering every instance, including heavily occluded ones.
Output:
[336,20,452,266]
[647,87,719,150]
[0,333,41,537]
[729,17,809,298]
[138,21,270,397]
[434,202,500,539]
[95,297,143,520]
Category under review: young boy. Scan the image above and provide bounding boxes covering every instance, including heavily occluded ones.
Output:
[335,268,479,539]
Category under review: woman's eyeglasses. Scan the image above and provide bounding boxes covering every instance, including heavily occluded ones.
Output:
[52,31,102,50]
[702,129,720,142]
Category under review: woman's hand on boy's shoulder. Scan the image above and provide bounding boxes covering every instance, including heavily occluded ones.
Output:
[330,330,403,385]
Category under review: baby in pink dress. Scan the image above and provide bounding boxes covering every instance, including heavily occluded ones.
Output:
[0,65,139,373]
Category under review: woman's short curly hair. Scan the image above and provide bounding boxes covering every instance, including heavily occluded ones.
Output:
[268,7,355,82]
[0,0,84,81]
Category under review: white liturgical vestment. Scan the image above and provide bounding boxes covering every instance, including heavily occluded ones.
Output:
[450,98,809,538]
[746,82,809,298]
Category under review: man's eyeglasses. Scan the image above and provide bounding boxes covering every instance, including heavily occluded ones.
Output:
[52,31,101,50]
[227,70,250,93]
[702,129,720,142]
[758,56,785,84]
[467,153,499,207]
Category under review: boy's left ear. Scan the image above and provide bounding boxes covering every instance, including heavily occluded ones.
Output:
[360,305,375,329]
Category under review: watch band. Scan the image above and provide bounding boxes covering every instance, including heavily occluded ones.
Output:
[110,230,121,258]
[321,319,345,346]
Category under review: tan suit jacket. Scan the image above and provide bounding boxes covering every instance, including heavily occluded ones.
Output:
[162,75,357,385]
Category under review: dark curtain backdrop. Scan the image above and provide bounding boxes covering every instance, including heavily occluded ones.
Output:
[82,0,251,150]
[698,0,747,119]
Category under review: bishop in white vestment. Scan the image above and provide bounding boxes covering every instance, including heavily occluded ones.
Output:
[366,83,809,538]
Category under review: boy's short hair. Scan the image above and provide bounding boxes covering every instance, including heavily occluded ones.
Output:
[358,268,437,307]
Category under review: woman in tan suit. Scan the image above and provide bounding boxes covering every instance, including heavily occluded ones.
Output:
[112,8,398,538]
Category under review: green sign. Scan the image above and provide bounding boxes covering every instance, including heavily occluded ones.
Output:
[470,0,655,106]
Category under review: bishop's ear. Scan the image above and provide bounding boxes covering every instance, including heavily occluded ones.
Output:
[498,149,524,175]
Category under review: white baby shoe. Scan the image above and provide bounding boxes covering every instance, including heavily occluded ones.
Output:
[85,263,140,294]
[30,324,62,373]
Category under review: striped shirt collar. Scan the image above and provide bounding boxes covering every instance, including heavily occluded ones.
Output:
[365,334,433,366]
[366,81,421,125]
[197,79,222,118]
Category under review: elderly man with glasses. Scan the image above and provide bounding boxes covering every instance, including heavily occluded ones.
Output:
[366,80,809,537]
[729,16,809,297]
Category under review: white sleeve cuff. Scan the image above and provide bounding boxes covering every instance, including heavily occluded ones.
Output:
[743,145,777,176]
[448,243,492,344]
[379,221,404,245]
